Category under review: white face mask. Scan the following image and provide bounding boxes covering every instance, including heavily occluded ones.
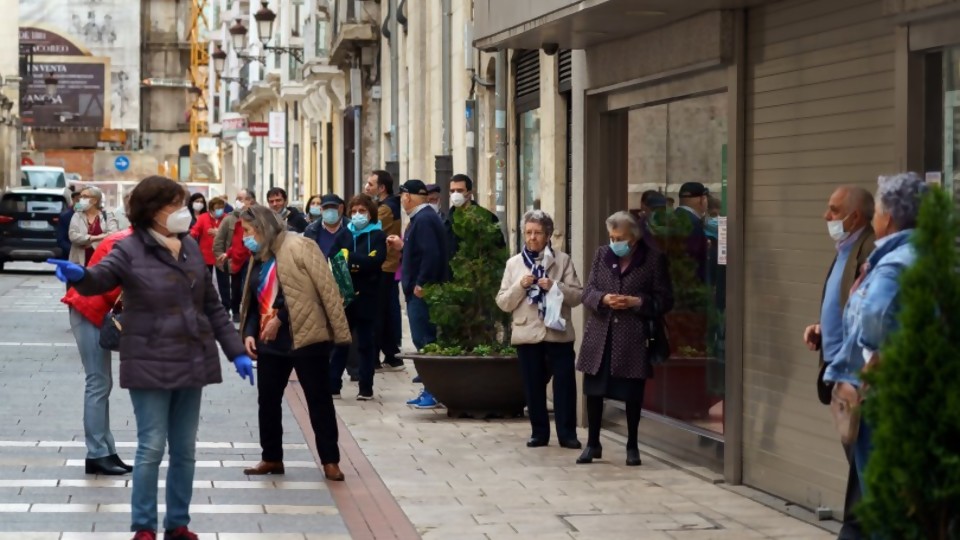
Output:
[429,203,441,214]
[192,201,205,212]
[827,214,851,242]
[234,200,244,210]
[450,192,467,208]
[166,207,193,234]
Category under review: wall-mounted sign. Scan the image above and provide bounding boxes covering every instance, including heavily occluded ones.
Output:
[221,113,248,140]
[268,111,285,148]
[717,216,728,266]
[249,122,269,137]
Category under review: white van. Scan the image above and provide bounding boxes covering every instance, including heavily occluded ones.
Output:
[20,166,67,189]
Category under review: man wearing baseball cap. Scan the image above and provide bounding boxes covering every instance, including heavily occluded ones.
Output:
[426,184,443,218]
[386,179,449,409]
[304,194,349,259]
[675,181,710,281]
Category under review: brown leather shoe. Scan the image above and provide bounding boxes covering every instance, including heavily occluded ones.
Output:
[323,463,345,481]
[243,461,285,475]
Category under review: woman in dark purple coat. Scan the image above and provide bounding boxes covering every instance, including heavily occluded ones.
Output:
[576,211,673,467]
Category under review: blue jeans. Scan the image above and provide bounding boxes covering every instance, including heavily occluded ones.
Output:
[853,414,873,498]
[69,308,117,459]
[128,387,203,532]
[405,295,436,351]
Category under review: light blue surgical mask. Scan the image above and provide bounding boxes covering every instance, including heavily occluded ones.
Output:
[214,208,224,218]
[610,240,631,257]
[704,216,719,239]
[351,213,370,230]
[309,206,323,217]
[321,208,340,225]
[242,235,260,253]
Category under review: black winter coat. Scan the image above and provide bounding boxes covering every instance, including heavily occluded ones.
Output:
[333,226,387,321]
[73,229,246,390]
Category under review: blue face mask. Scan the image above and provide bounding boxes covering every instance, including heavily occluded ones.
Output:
[309,206,323,217]
[609,240,631,257]
[704,216,719,238]
[351,213,370,230]
[214,208,224,218]
[321,208,340,225]
[243,235,260,253]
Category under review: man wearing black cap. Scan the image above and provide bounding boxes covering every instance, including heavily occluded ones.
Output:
[675,181,710,281]
[386,179,449,409]
[304,194,349,259]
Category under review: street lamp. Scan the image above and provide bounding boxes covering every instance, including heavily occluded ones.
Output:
[254,1,276,46]
[229,18,248,52]
[43,73,57,97]
[212,44,227,75]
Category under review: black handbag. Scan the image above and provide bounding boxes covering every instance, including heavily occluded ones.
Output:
[646,301,671,365]
[99,294,123,352]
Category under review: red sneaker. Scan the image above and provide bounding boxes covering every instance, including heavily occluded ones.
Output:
[132,532,156,540]
[163,527,199,540]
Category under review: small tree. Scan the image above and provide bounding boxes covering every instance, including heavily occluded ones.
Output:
[422,205,511,354]
[857,187,960,539]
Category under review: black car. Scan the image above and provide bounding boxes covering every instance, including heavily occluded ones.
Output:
[0,188,71,270]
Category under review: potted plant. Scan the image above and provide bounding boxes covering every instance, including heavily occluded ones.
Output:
[856,188,960,539]
[400,204,522,418]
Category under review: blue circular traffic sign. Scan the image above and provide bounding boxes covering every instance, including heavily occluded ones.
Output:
[114,155,130,172]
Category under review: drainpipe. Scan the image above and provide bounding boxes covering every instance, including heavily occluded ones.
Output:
[385,0,399,180]
[494,50,507,234]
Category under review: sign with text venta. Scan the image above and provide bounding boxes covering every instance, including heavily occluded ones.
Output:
[268,111,285,148]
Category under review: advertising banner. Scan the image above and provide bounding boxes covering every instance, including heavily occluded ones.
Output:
[19,0,141,131]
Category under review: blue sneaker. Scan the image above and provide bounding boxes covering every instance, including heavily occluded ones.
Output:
[412,375,422,383]
[413,391,440,409]
[406,390,425,405]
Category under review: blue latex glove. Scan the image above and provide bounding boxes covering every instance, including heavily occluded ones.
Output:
[46,258,85,283]
[233,354,255,386]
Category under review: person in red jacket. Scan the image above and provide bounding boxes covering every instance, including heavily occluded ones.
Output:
[191,197,230,313]
[61,226,134,476]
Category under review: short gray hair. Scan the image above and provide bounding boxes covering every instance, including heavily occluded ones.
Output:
[522,209,554,238]
[239,204,286,261]
[605,211,641,239]
[81,186,104,209]
[842,186,875,221]
[876,172,927,232]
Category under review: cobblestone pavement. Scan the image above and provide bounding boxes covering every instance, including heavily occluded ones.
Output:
[0,264,349,540]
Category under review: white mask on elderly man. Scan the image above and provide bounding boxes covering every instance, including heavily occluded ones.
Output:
[827,214,851,242]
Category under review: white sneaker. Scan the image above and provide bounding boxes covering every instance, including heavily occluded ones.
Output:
[357,394,374,401]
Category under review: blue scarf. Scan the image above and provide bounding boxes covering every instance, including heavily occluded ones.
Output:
[522,245,548,320]
[346,220,383,253]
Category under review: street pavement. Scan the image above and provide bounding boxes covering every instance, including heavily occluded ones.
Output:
[0,263,349,539]
[0,262,837,539]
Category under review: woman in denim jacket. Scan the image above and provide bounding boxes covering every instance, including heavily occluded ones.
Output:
[824,172,927,497]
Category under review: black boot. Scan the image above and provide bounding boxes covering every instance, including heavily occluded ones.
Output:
[626,447,641,467]
[85,456,128,475]
[109,454,133,472]
[576,445,602,464]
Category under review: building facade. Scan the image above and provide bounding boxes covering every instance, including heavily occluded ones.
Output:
[476,0,960,522]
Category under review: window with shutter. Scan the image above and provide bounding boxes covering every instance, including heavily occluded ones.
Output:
[514,50,540,114]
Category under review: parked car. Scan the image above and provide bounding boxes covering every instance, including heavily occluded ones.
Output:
[0,188,71,270]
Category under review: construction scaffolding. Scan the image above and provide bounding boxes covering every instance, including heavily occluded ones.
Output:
[188,0,210,181]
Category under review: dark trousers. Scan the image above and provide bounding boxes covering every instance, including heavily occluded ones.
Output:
[331,316,376,395]
[229,262,248,316]
[517,341,578,442]
[207,265,232,313]
[255,343,340,465]
[406,295,436,351]
[586,386,646,448]
[839,443,864,539]
[376,272,401,364]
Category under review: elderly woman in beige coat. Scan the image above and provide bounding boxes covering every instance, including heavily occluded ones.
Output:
[68,186,119,266]
[497,210,583,449]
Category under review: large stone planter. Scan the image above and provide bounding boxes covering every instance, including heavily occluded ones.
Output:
[400,354,525,418]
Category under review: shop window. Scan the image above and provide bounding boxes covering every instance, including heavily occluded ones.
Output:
[519,109,542,219]
[627,91,728,435]
[943,47,960,196]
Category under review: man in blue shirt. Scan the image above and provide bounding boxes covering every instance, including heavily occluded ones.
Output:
[802,185,875,540]
[304,194,349,259]
[386,180,449,409]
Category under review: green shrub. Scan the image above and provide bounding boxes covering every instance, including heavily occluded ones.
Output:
[858,188,960,539]
[422,205,511,354]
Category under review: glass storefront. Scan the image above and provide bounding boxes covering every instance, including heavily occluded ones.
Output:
[943,47,960,196]
[518,108,541,244]
[626,91,728,435]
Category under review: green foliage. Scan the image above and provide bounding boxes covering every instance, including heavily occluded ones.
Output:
[421,342,517,357]
[647,209,710,310]
[857,188,960,539]
[422,205,510,354]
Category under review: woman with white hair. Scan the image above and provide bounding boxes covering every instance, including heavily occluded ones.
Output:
[824,172,927,497]
[575,211,673,467]
[69,186,119,266]
[496,210,583,449]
